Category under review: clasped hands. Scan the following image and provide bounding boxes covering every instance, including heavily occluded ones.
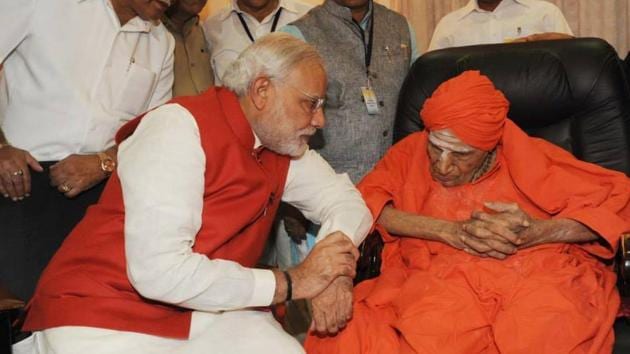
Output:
[285,231,358,336]
[445,201,540,259]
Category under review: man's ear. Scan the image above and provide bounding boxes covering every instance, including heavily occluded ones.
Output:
[249,76,272,111]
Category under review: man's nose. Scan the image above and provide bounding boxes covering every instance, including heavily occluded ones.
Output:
[311,108,325,128]
[435,153,452,175]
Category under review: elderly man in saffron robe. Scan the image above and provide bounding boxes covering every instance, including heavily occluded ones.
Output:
[305,70,630,354]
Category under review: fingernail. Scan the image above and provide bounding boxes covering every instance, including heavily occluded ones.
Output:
[3,194,7,198]
[25,193,30,197]
[12,197,17,201]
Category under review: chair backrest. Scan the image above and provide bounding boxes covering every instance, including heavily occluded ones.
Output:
[395,38,630,175]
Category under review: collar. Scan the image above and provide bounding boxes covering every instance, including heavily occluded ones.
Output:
[91,0,152,32]
[162,14,199,37]
[323,0,373,26]
[219,0,298,22]
[457,0,530,20]
[216,88,257,153]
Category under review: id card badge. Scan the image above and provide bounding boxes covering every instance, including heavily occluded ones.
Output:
[361,86,380,115]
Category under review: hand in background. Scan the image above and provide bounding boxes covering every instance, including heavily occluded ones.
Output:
[0,145,43,201]
[49,154,107,198]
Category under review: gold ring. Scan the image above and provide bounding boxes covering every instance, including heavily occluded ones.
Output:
[12,170,23,176]
[60,184,71,193]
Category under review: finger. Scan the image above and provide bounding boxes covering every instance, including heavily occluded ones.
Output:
[334,263,356,279]
[65,184,82,198]
[484,201,519,213]
[314,309,328,334]
[11,171,26,199]
[461,247,486,257]
[18,166,32,197]
[472,217,520,244]
[49,165,64,187]
[485,250,508,260]
[2,171,20,200]
[25,153,43,172]
[473,211,525,231]
[483,239,517,255]
[460,234,493,253]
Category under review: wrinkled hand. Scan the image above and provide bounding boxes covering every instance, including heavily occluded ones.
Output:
[512,32,574,43]
[290,232,359,300]
[0,145,43,201]
[468,201,539,253]
[443,219,518,260]
[310,276,353,335]
[49,154,106,198]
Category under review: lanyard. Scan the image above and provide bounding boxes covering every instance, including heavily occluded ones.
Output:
[353,6,375,79]
[237,8,283,43]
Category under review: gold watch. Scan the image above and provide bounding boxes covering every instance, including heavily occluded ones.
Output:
[97,152,116,175]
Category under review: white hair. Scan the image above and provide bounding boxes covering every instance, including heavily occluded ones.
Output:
[222,33,323,96]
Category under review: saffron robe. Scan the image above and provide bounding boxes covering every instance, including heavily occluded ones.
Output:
[305,126,630,354]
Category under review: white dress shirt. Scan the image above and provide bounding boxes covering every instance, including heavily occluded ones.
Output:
[118,103,373,312]
[203,0,312,85]
[428,0,573,51]
[0,0,175,161]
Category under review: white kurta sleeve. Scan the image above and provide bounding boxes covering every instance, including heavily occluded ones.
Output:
[0,0,37,62]
[281,149,373,246]
[119,103,275,312]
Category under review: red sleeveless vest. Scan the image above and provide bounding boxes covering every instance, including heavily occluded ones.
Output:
[23,88,290,339]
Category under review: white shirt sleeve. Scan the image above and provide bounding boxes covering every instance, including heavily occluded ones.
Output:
[119,104,275,312]
[0,0,37,62]
[281,150,373,246]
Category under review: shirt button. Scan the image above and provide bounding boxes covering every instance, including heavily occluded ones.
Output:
[379,101,385,107]
[382,130,389,137]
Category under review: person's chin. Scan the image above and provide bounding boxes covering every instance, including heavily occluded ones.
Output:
[431,174,457,187]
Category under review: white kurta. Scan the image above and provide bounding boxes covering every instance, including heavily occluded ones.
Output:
[0,0,174,161]
[428,0,573,51]
[14,102,373,354]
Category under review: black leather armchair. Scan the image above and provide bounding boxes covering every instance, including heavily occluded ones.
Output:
[390,37,630,353]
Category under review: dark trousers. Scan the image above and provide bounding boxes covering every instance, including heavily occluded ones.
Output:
[0,162,105,301]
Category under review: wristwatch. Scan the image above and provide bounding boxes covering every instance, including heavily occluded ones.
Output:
[97,152,116,175]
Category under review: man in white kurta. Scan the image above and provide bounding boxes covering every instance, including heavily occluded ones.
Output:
[0,0,175,302]
[429,0,573,51]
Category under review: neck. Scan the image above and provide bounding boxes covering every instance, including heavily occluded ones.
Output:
[477,0,502,12]
[165,8,195,32]
[470,149,496,182]
[238,0,280,23]
[110,0,137,26]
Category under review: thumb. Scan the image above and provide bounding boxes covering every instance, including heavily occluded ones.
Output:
[26,152,44,172]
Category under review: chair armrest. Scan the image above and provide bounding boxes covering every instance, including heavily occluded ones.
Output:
[355,230,384,285]
[619,234,630,297]
[0,286,24,312]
